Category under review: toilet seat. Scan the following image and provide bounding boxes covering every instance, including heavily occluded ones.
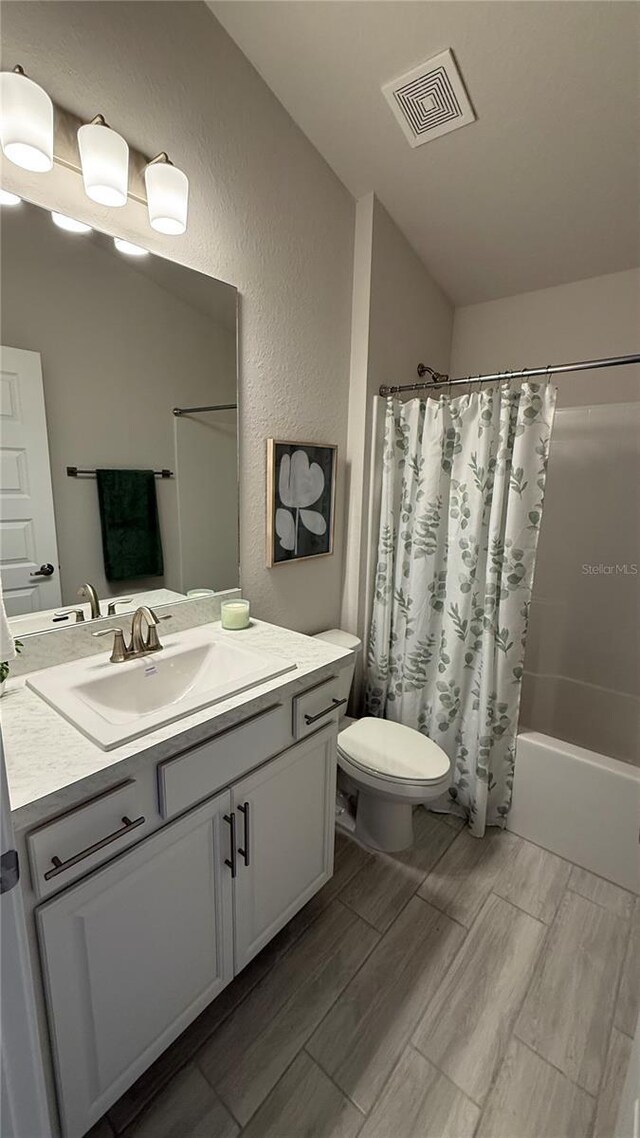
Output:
[337,717,450,788]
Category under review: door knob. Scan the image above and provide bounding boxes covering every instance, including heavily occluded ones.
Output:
[30,563,55,577]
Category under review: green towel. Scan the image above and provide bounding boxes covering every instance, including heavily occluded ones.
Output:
[96,469,164,582]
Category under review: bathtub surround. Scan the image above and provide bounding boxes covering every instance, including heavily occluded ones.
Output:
[451,268,640,767]
[367,384,556,834]
[522,401,640,765]
[0,0,354,633]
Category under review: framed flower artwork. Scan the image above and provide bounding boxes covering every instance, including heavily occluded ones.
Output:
[266,439,337,566]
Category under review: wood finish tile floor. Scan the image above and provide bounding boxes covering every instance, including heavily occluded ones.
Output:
[92,814,638,1138]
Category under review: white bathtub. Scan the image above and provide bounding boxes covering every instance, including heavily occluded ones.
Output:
[508,731,640,894]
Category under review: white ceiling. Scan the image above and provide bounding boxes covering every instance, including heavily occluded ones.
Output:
[210,1,640,305]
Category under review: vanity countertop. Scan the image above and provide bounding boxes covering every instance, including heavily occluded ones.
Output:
[3,620,352,832]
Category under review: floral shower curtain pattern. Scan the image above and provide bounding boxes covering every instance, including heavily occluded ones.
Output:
[366,382,557,836]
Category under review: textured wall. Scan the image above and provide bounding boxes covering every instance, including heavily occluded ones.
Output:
[341,195,453,659]
[367,198,453,395]
[0,1,355,633]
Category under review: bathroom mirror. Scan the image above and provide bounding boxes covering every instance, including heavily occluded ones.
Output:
[0,197,239,636]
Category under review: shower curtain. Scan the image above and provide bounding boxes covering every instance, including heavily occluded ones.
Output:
[366,382,556,836]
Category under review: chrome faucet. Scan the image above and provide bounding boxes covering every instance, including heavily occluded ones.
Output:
[77,582,101,620]
[92,607,171,663]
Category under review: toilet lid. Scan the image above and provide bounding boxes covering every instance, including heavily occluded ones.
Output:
[338,718,450,783]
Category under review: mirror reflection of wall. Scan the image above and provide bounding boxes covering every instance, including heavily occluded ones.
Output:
[0,199,239,630]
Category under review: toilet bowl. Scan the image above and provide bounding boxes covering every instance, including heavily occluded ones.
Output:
[314,630,452,852]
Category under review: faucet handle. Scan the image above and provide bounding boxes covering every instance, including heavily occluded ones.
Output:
[146,613,172,651]
[54,608,85,623]
[92,627,129,663]
[106,598,133,617]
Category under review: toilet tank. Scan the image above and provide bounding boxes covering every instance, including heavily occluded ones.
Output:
[313,629,362,705]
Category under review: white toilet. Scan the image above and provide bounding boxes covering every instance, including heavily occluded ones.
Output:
[314,629,452,852]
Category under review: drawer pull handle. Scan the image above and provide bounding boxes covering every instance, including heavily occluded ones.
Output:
[43,815,145,881]
[238,802,250,867]
[304,697,347,726]
[224,812,237,878]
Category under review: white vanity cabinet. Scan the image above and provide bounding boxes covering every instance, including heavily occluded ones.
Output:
[34,719,338,1138]
[37,789,234,1138]
[231,726,337,971]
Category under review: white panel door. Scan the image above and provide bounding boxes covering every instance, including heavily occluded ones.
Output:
[0,345,60,614]
[37,789,234,1138]
[232,725,337,972]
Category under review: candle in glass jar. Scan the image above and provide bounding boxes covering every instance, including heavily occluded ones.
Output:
[221,599,250,630]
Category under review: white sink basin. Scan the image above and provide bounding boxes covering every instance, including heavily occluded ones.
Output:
[27,626,296,750]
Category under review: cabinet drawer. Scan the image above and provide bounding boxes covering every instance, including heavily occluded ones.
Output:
[28,780,149,900]
[158,701,291,819]
[292,675,346,739]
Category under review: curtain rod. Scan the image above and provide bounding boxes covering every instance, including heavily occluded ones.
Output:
[379,353,640,397]
[172,402,238,416]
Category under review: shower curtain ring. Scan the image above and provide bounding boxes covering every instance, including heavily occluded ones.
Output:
[545,363,552,386]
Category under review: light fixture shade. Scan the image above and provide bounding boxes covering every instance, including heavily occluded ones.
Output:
[78,122,129,207]
[0,189,22,206]
[145,160,189,235]
[0,70,54,172]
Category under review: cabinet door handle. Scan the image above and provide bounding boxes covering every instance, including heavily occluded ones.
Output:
[304,697,347,726]
[43,815,145,881]
[224,812,237,878]
[238,802,250,867]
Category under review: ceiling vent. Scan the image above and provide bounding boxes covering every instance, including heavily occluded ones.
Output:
[382,49,476,148]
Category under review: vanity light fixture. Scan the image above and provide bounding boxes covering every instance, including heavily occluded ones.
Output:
[51,211,92,234]
[1,71,190,233]
[113,237,148,257]
[77,115,129,207]
[144,152,189,235]
[0,65,54,172]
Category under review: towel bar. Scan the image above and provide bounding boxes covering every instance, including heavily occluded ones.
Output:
[66,466,174,479]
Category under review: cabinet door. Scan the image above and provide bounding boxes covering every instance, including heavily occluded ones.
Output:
[232,724,337,971]
[37,789,234,1138]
